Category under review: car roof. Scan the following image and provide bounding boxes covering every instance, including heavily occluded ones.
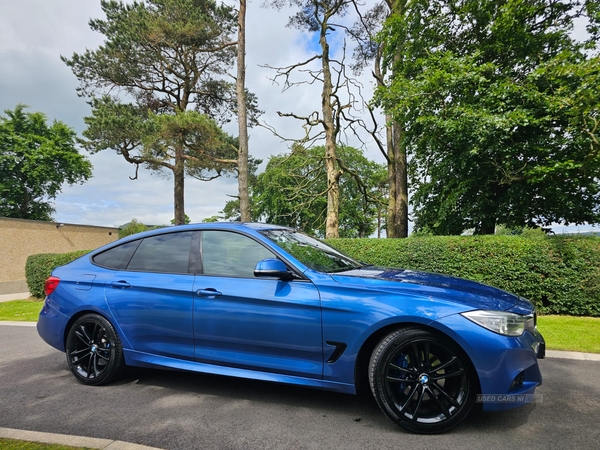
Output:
[182,222,294,231]
[91,222,297,255]
[126,221,294,240]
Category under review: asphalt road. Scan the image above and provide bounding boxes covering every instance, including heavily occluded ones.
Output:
[1,324,599,450]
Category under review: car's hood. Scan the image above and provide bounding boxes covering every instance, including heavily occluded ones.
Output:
[331,267,530,313]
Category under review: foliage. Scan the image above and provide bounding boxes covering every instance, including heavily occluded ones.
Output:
[376,0,600,234]
[25,250,90,298]
[252,145,386,237]
[216,156,263,222]
[0,105,92,220]
[64,0,246,225]
[218,199,243,221]
[330,235,600,316]
[119,219,151,238]
[64,0,238,120]
[170,215,191,225]
[494,226,547,238]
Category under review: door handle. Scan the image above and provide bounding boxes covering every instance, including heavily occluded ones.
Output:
[196,288,222,298]
[111,280,131,289]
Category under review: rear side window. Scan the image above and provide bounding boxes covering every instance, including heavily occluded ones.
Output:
[127,231,194,274]
[93,240,141,270]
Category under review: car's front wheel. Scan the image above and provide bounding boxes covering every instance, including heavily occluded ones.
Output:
[369,328,477,434]
[65,313,125,386]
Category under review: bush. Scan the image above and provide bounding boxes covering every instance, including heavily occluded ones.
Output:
[119,219,150,238]
[25,250,90,298]
[329,235,600,317]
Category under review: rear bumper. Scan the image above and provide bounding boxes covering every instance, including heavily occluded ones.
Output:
[37,299,68,352]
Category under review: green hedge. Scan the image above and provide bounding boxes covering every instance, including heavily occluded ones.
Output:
[329,235,600,317]
[25,250,90,298]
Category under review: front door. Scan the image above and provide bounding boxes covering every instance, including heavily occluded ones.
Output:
[193,230,323,378]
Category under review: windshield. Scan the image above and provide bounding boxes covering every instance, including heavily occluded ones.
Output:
[260,229,362,273]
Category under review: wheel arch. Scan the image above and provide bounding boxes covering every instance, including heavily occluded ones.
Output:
[62,309,119,350]
[353,322,482,396]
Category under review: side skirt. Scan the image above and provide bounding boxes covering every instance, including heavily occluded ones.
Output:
[123,349,356,395]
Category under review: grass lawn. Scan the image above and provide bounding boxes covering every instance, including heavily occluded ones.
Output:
[1,298,599,353]
[537,315,600,353]
[0,438,91,450]
[0,299,43,321]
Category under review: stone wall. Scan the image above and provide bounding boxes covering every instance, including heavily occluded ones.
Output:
[0,218,119,294]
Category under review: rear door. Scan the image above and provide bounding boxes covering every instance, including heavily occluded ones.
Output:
[193,230,323,378]
[103,231,196,360]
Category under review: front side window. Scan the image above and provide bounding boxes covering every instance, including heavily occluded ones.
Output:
[127,231,194,273]
[259,229,361,273]
[201,231,275,278]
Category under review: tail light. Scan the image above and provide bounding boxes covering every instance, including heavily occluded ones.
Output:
[44,276,60,296]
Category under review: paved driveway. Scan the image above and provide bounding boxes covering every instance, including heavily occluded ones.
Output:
[1,323,599,450]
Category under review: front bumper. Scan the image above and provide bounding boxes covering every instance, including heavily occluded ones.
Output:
[435,314,545,412]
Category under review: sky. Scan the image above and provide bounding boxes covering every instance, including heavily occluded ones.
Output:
[1,1,597,235]
[0,0,383,228]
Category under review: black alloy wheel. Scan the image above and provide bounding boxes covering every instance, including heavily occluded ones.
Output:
[65,313,125,386]
[369,328,477,434]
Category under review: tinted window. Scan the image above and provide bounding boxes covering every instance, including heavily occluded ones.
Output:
[201,231,275,278]
[93,240,141,270]
[127,232,194,273]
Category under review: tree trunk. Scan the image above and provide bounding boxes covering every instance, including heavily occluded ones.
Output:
[475,183,501,234]
[325,149,340,238]
[476,217,497,235]
[173,142,186,225]
[373,14,409,239]
[237,0,250,222]
[387,121,408,238]
[321,13,340,239]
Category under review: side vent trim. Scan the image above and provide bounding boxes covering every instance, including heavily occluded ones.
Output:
[326,341,347,364]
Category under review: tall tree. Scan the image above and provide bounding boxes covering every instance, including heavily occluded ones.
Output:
[63,0,240,225]
[350,0,409,238]
[0,105,92,220]
[267,0,360,238]
[377,0,600,234]
[252,145,386,237]
[236,0,251,222]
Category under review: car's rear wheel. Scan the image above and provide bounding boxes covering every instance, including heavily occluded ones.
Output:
[65,314,125,386]
[369,328,477,434]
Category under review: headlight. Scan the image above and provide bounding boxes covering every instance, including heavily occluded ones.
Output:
[461,310,535,337]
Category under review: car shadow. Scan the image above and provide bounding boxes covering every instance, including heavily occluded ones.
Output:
[116,365,537,433]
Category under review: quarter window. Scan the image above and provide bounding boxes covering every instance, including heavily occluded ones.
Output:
[92,240,141,270]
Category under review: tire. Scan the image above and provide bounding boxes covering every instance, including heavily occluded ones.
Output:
[65,313,125,386]
[369,328,477,434]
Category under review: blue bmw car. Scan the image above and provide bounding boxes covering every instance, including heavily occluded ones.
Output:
[38,222,545,433]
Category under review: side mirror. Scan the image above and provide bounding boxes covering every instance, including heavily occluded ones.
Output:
[254,258,295,280]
